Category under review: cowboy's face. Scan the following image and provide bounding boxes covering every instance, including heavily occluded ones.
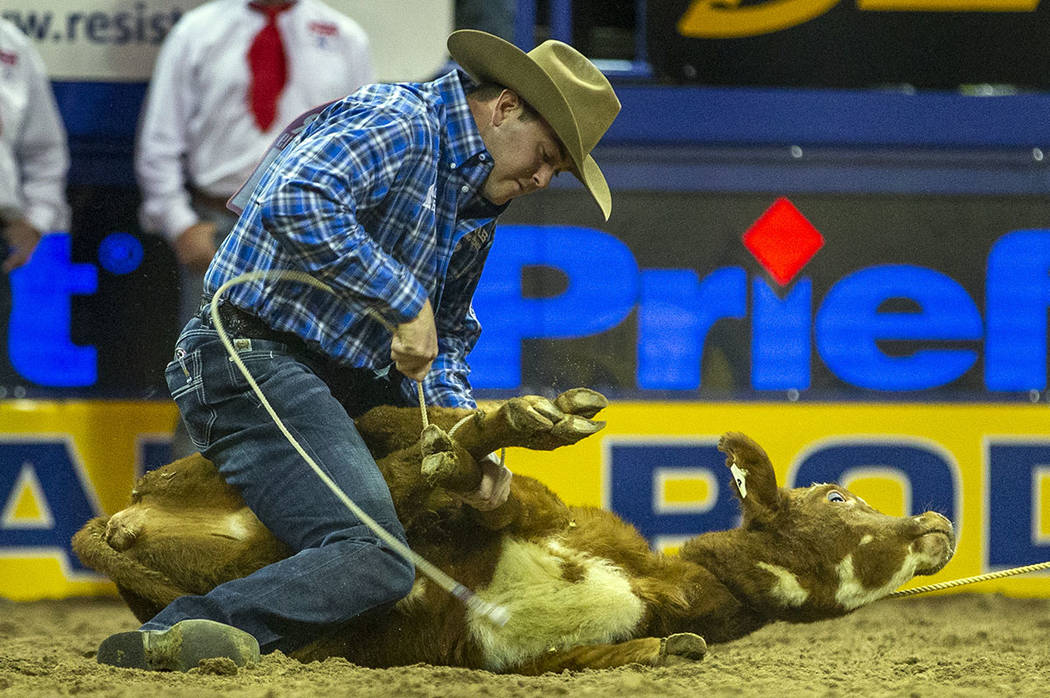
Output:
[477,90,571,206]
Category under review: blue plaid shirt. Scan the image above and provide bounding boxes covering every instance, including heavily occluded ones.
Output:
[204,70,504,408]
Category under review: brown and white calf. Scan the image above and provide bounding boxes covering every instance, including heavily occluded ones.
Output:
[72,389,955,673]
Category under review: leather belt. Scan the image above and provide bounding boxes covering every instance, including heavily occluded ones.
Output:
[199,298,306,351]
[197,296,409,417]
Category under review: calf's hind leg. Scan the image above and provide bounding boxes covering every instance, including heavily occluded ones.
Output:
[509,633,707,674]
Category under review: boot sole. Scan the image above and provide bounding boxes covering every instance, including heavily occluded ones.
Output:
[97,619,260,671]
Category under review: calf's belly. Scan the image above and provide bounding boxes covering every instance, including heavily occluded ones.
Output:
[463,536,645,671]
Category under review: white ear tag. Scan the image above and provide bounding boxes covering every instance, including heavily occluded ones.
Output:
[730,463,748,498]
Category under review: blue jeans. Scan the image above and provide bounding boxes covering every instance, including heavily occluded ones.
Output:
[170,205,238,460]
[147,316,416,654]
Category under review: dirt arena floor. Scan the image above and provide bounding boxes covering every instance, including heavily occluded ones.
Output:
[2,593,1048,697]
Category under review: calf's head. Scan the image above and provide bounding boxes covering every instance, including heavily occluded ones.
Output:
[681,432,955,622]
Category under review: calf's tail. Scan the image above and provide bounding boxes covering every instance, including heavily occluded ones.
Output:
[72,517,186,621]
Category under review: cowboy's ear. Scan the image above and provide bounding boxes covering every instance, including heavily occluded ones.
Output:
[717,432,783,527]
[492,89,522,126]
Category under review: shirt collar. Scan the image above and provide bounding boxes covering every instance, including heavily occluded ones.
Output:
[431,70,508,219]
[434,70,491,171]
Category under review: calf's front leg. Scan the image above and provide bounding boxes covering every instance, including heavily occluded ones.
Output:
[372,389,607,536]
[381,425,573,537]
[450,388,608,459]
[356,389,607,466]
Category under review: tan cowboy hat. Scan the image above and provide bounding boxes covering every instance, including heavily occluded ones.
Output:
[447,30,620,220]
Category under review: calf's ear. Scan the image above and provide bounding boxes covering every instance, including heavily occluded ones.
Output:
[717,432,783,527]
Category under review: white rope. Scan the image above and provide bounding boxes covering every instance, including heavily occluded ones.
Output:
[417,382,429,430]
[447,413,475,438]
[889,560,1050,599]
[210,270,509,627]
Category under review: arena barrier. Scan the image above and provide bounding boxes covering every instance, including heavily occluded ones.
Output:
[1,399,1047,600]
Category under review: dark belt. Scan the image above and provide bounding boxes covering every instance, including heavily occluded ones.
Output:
[199,297,306,351]
[197,296,410,417]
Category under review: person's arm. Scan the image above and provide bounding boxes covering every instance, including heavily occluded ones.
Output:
[420,334,478,408]
[14,34,69,236]
[410,223,496,408]
[3,30,69,272]
[134,23,202,248]
[391,297,438,382]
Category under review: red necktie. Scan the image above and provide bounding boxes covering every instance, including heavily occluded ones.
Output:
[247,2,293,131]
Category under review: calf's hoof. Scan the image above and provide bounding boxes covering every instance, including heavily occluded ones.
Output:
[97,619,259,672]
[658,633,707,666]
[420,425,458,484]
[502,392,607,450]
[553,388,609,419]
[420,424,453,456]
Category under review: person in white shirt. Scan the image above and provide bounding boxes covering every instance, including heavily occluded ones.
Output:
[135,0,374,323]
[0,18,70,274]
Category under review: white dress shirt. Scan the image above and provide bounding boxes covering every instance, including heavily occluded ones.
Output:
[135,0,374,240]
[0,18,70,232]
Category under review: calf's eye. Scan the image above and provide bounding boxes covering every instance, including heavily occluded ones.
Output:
[827,491,846,503]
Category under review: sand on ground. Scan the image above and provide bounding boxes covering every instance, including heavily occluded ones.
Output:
[1,593,1048,696]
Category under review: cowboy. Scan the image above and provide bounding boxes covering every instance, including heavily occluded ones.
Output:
[96,29,619,671]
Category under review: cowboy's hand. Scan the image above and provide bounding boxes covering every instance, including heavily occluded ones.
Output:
[174,221,218,273]
[391,298,438,381]
[458,453,512,511]
[2,218,42,273]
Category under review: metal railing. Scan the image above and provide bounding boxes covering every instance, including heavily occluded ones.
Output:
[514,0,652,79]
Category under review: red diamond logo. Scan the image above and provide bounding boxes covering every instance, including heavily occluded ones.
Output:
[742,198,824,286]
